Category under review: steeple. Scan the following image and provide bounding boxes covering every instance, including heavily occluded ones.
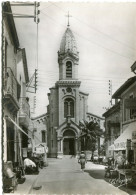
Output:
[58,25,79,81]
[58,27,79,57]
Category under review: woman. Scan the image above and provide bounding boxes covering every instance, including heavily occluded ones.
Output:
[79,151,86,170]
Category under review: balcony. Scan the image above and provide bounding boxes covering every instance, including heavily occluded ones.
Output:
[3,67,20,112]
[19,97,30,128]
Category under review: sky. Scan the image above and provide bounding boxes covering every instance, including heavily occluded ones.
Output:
[11,1,136,117]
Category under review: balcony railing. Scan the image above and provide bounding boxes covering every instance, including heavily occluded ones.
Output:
[4,67,19,101]
[19,97,30,128]
[4,67,20,109]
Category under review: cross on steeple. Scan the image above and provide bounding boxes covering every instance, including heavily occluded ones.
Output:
[65,11,72,27]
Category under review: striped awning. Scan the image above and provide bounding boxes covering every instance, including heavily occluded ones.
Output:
[114,122,136,150]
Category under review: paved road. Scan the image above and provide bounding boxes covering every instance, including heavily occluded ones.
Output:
[30,157,129,195]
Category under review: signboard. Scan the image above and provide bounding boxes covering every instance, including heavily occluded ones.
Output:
[124,98,136,109]
[132,131,136,140]
[114,142,126,150]
[35,147,45,154]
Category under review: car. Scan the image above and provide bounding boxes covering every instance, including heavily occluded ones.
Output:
[93,155,99,163]
[98,156,104,164]
[84,151,92,161]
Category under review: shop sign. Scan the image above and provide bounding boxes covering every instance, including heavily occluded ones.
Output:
[114,142,126,150]
[132,131,136,140]
[35,147,45,154]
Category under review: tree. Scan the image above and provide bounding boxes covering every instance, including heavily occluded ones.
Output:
[99,144,106,156]
[79,120,104,159]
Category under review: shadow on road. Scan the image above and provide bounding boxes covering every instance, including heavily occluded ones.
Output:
[84,169,105,179]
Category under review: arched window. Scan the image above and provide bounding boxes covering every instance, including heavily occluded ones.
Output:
[64,98,74,118]
[66,61,72,78]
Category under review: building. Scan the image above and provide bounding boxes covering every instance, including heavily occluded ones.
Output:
[131,61,136,74]
[103,102,120,158]
[47,25,104,158]
[87,112,104,132]
[3,2,21,163]
[2,2,31,165]
[112,75,136,163]
[31,113,48,147]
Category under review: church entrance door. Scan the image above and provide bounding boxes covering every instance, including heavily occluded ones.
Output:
[63,138,75,155]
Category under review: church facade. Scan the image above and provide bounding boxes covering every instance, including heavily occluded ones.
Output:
[47,26,103,158]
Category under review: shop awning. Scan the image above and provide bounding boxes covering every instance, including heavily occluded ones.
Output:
[114,122,136,151]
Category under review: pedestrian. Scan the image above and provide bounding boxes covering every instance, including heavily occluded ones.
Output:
[79,151,86,171]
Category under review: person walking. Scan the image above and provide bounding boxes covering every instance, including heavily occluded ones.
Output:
[79,151,86,171]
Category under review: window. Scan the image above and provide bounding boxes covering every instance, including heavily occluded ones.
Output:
[130,94,136,119]
[41,131,46,142]
[64,98,74,118]
[66,61,72,78]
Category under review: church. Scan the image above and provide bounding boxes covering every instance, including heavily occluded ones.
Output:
[47,24,104,158]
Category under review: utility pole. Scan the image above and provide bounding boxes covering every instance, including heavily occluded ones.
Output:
[109,80,112,107]
[4,1,40,24]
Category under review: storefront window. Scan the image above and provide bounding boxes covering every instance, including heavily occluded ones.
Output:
[130,94,136,119]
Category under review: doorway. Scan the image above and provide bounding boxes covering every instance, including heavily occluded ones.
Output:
[63,138,75,155]
[7,126,14,161]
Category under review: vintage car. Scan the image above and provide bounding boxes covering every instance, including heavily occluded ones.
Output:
[85,151,92,161]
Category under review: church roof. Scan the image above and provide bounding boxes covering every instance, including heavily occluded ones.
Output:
[59,27,78,55]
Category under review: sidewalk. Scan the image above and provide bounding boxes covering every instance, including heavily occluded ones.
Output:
[4,169,41,195]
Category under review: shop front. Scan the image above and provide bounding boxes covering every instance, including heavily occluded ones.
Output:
[34,143,48,166]
[114,122,136,164]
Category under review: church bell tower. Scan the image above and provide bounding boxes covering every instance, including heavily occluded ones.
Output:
[58,27,79,81]
[47,18,88,158]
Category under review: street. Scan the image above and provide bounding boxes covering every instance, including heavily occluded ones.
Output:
[29,157,129,195]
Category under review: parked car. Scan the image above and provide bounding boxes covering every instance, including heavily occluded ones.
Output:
[98,156,104,164]
[93,155,99,163]
[85,151,92,161]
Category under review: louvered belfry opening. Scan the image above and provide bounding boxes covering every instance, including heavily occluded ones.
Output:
[66,61,72,78]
